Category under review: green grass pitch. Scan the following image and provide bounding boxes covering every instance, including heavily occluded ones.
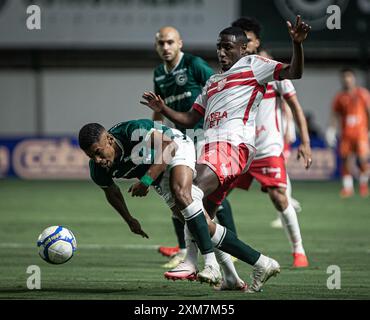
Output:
[0,180,369,300]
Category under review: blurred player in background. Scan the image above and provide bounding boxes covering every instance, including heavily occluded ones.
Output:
[152,26,237,268]
[326,68,370,198]
[231,18,311,267]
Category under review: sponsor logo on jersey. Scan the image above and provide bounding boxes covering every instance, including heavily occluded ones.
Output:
[164,91,192,104]
[207,111,228,128]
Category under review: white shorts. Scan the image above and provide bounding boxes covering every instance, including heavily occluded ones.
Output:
[153,129,196,209]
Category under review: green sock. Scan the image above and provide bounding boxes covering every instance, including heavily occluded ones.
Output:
[172,217,186,249]
[218,229,261,265]
[185,214,214,255]
[216,198,237,236]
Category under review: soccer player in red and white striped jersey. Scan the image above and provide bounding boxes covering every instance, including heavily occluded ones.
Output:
[141,17,311,291]
[231,17,311,268]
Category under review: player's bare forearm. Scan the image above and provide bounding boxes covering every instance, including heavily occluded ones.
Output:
[286,95,310,145]
[104,184,134,222]
[280,16,311,80]
[104,184,149,238]
[141,91,201,128]
[286,95,312,168]
[152,111,163,122]
[280,43,304,80]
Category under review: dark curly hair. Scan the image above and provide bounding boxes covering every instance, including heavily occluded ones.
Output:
[78,123,106,151]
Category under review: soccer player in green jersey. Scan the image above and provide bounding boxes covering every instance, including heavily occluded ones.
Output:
[152,26,238,268]
[79,119,249,287]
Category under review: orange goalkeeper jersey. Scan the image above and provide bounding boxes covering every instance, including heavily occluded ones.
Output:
[332,87,370,138]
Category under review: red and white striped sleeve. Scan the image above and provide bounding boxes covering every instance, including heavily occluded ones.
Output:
[251,55,284,85]
[277,79,296,100]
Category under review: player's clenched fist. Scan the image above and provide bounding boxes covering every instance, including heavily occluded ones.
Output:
[287,15,311,44]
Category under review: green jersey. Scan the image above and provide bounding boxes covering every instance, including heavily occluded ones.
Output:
[89,119,175,188]
[154,52,214,132]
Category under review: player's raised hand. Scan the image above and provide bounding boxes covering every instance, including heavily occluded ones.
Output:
[297,142,313,169]
[128,182,150,197]
[127,217,149,239]
[287,15,311,44]
[140,91,166,113]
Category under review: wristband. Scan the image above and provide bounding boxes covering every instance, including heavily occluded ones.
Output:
[140,174,154,187]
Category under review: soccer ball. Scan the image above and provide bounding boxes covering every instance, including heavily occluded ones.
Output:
[37,226,77,264]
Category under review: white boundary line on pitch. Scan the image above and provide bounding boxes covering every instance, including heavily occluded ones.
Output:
[1,243,369,254]
[0,243,160,250]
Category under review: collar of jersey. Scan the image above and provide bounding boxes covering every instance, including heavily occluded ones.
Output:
[113,137,126,162]
[164,51,184,74]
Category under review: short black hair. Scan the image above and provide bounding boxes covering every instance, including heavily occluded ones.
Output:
[78,123,106,151]
[219,26,248,43]
[231,17,262,39]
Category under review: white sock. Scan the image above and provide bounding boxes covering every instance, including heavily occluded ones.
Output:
[214,248,241,285]
[343,175,354,190]
[359,173,369,186]
[278,204,305,254]
[178,248,187,256]
[254,253,270,268]
[183,224,198,266]
[210,223,227,248]
[204,252,219,268]
[286,174,293,199]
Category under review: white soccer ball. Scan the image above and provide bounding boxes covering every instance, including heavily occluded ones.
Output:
[37,226,77,264]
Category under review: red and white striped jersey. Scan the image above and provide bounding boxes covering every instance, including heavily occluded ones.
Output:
[192,55,283,147]
[254,79,296,159]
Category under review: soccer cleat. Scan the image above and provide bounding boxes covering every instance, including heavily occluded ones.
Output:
[290,197,302,213]
[164,261,198,281]
[340,188,354,198]
[158,245,180,257]
[292,253,309,268]
[162,251,186,269]
[197,265,222,286]
[359,184,369,198]
[270,217,283,229]
[247,257,280,293]
[213,279,248,292]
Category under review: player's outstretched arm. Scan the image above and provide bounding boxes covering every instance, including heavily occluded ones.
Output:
[104,184,149,238]
[140,91,202,128]
[285,95,312,169]
[280,15,311,80]
[129,130,177,197]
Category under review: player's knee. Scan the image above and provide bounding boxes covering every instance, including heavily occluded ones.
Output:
[268,188,288,211]
[171,184,193,207]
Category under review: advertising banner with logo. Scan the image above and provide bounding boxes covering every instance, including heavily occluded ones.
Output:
[0,137,89,179]
[0,137,340,180]
[0,0,239,49]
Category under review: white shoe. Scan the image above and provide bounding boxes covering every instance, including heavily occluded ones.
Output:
[164,261,198,281]
[197,265,222,285]
[162,252,186,269]
[290,197,302,213]
[248,257,280,293]
[214,279,248,291]
[270,217,283,229]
